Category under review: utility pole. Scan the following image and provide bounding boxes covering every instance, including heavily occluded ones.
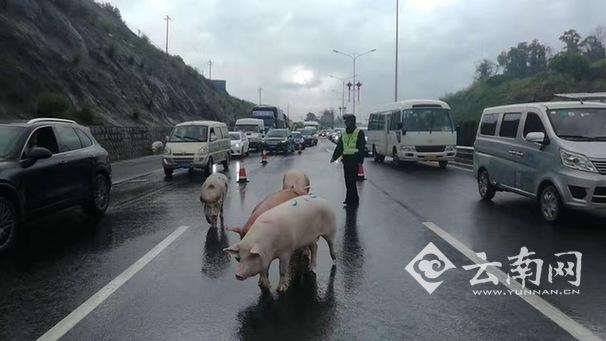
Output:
[258,88,263,105]
[395,0,399,102]
[163,15,171,54]
[207,60,213,80]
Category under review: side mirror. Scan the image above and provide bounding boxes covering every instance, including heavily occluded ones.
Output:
[28,147,53,160]
[526,132,548,145]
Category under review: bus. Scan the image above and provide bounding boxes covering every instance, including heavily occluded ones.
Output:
[366,100,457,169]
[251,105,286,132]
[303,121,320,133]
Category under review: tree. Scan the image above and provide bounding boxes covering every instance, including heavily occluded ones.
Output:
[527,39,547,75]
[559,29,582,53]
[581,35,606,62]
[549,52,590,80]
[305,112,318,122]
[319,108,335,128]
[474,59,497,81]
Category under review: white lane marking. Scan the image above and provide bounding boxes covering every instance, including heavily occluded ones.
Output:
[421,222,600,341]
[37,226,191,341]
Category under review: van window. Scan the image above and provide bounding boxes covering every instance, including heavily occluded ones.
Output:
[479,113,499,136]
[369,113,384,131]
[76,129,93,147]
[209,128,217,141]
[24,126,59,156]
[499,113,522,138]
[390,110,402,131]
[168,125,208,142]
[222,127,229,138]
[523,113,546,138]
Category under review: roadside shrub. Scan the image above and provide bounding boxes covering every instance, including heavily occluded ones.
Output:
[549,52,590,80]
[36,92,71,117]
[74,107,94,124]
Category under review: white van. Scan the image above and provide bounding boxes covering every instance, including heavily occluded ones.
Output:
[235,118,264,151]
[162,121,231,177]
[366,100,457,168]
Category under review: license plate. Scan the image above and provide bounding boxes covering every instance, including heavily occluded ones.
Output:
[424,155,438,161]
[177,162,190,168]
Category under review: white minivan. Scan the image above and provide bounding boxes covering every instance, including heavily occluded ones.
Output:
[366,100,457,168]
[474,101,606,222]
[162,121,231,177]
[235,118,264,151]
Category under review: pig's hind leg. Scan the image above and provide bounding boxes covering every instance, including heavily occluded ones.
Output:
[308,242,318,270]
[322,231,337,262]
[277,253,292,293]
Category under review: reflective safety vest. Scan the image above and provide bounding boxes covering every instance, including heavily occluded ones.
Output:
[341,128,360,155]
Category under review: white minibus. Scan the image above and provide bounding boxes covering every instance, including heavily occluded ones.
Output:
[366,100,457,168]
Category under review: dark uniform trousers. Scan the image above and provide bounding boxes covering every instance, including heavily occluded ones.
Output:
[342,156,359,204]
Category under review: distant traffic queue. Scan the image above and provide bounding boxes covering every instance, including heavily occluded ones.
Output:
[250,105,287,133]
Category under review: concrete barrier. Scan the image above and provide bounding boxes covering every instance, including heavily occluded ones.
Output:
[90,126,172,161]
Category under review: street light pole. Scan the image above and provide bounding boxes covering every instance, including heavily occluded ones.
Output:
[330,74,356,116]
[333,48,376,116]
[395,0,399,102]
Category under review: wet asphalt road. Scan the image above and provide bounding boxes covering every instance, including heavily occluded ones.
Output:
[1,139,605,340]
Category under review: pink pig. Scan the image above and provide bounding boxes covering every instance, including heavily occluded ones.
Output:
[282,169,310,194]
[228,188,307,238]
[224,195,336,292]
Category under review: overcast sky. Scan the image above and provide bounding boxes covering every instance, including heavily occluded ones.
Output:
[104,0,605,122]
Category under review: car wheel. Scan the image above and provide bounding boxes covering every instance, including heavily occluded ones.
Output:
[439,161,448,169]
[540,185,563,223]
[82,174,111,216]
[205,157,213,175]
[164,167,173,178]
[0,197,18,255]
[478,170,496,201]
[222,154,230,170]
[392,148,400,167]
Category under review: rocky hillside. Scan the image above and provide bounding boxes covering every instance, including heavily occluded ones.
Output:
[0,0,254,125]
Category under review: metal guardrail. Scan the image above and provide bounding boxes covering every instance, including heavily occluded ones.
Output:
[455,146,474,166]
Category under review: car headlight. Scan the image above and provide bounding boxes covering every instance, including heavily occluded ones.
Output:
[235,143,240,148]
[560,149,597,173]
[445,145,456,151]
[163,146,171,155]
[400,145,415,152]
[198,146,209,155]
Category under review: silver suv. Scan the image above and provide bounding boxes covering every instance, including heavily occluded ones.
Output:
[474,102,606,222]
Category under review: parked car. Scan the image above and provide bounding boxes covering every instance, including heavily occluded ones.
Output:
[474,101,606,222]
[162,121,231,177]
[331,128,345,143]
[229,131,249,157]
[235,118,264,151]
[263,129,296,154]
[299,128,318,147]
[0,118,112,254]
[291,131,306,150]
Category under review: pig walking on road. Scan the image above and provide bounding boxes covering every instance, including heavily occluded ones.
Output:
[224,195,336,293]
[282,169,310,194]
[227,188,307,238]
[200,173,229,228]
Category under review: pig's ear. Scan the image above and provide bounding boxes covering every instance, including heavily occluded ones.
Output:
[223,244,240,255]
[250,244,263,257]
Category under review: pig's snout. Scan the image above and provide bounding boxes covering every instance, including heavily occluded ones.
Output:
[235,273,245,281]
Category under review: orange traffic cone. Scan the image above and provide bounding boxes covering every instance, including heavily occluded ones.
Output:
[238,166,249,183]
[261,149,268,164]
[357,164,366,181]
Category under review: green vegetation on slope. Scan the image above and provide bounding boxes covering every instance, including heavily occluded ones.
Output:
[0,0,254,125]
[443,28,606,145]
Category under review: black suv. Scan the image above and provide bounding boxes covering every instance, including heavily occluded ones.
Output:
[0,118,112,254]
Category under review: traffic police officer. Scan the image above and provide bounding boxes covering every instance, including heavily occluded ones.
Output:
[330,114,366,208]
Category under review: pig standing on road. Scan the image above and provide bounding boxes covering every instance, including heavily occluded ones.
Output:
[228,188,307,238]
[224,195,336,292]
[200,173,229,228]
[282,169,310,194]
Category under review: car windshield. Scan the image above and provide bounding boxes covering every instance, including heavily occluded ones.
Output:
[0,126,24,158]
[168,125,208,142]
[229,133,240,141]
[402,108,454,132]
[291,132,302,137]
[266,129,287,138]
[236,125,260,133]
[548,108,606,141]
[300,129,314,136]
